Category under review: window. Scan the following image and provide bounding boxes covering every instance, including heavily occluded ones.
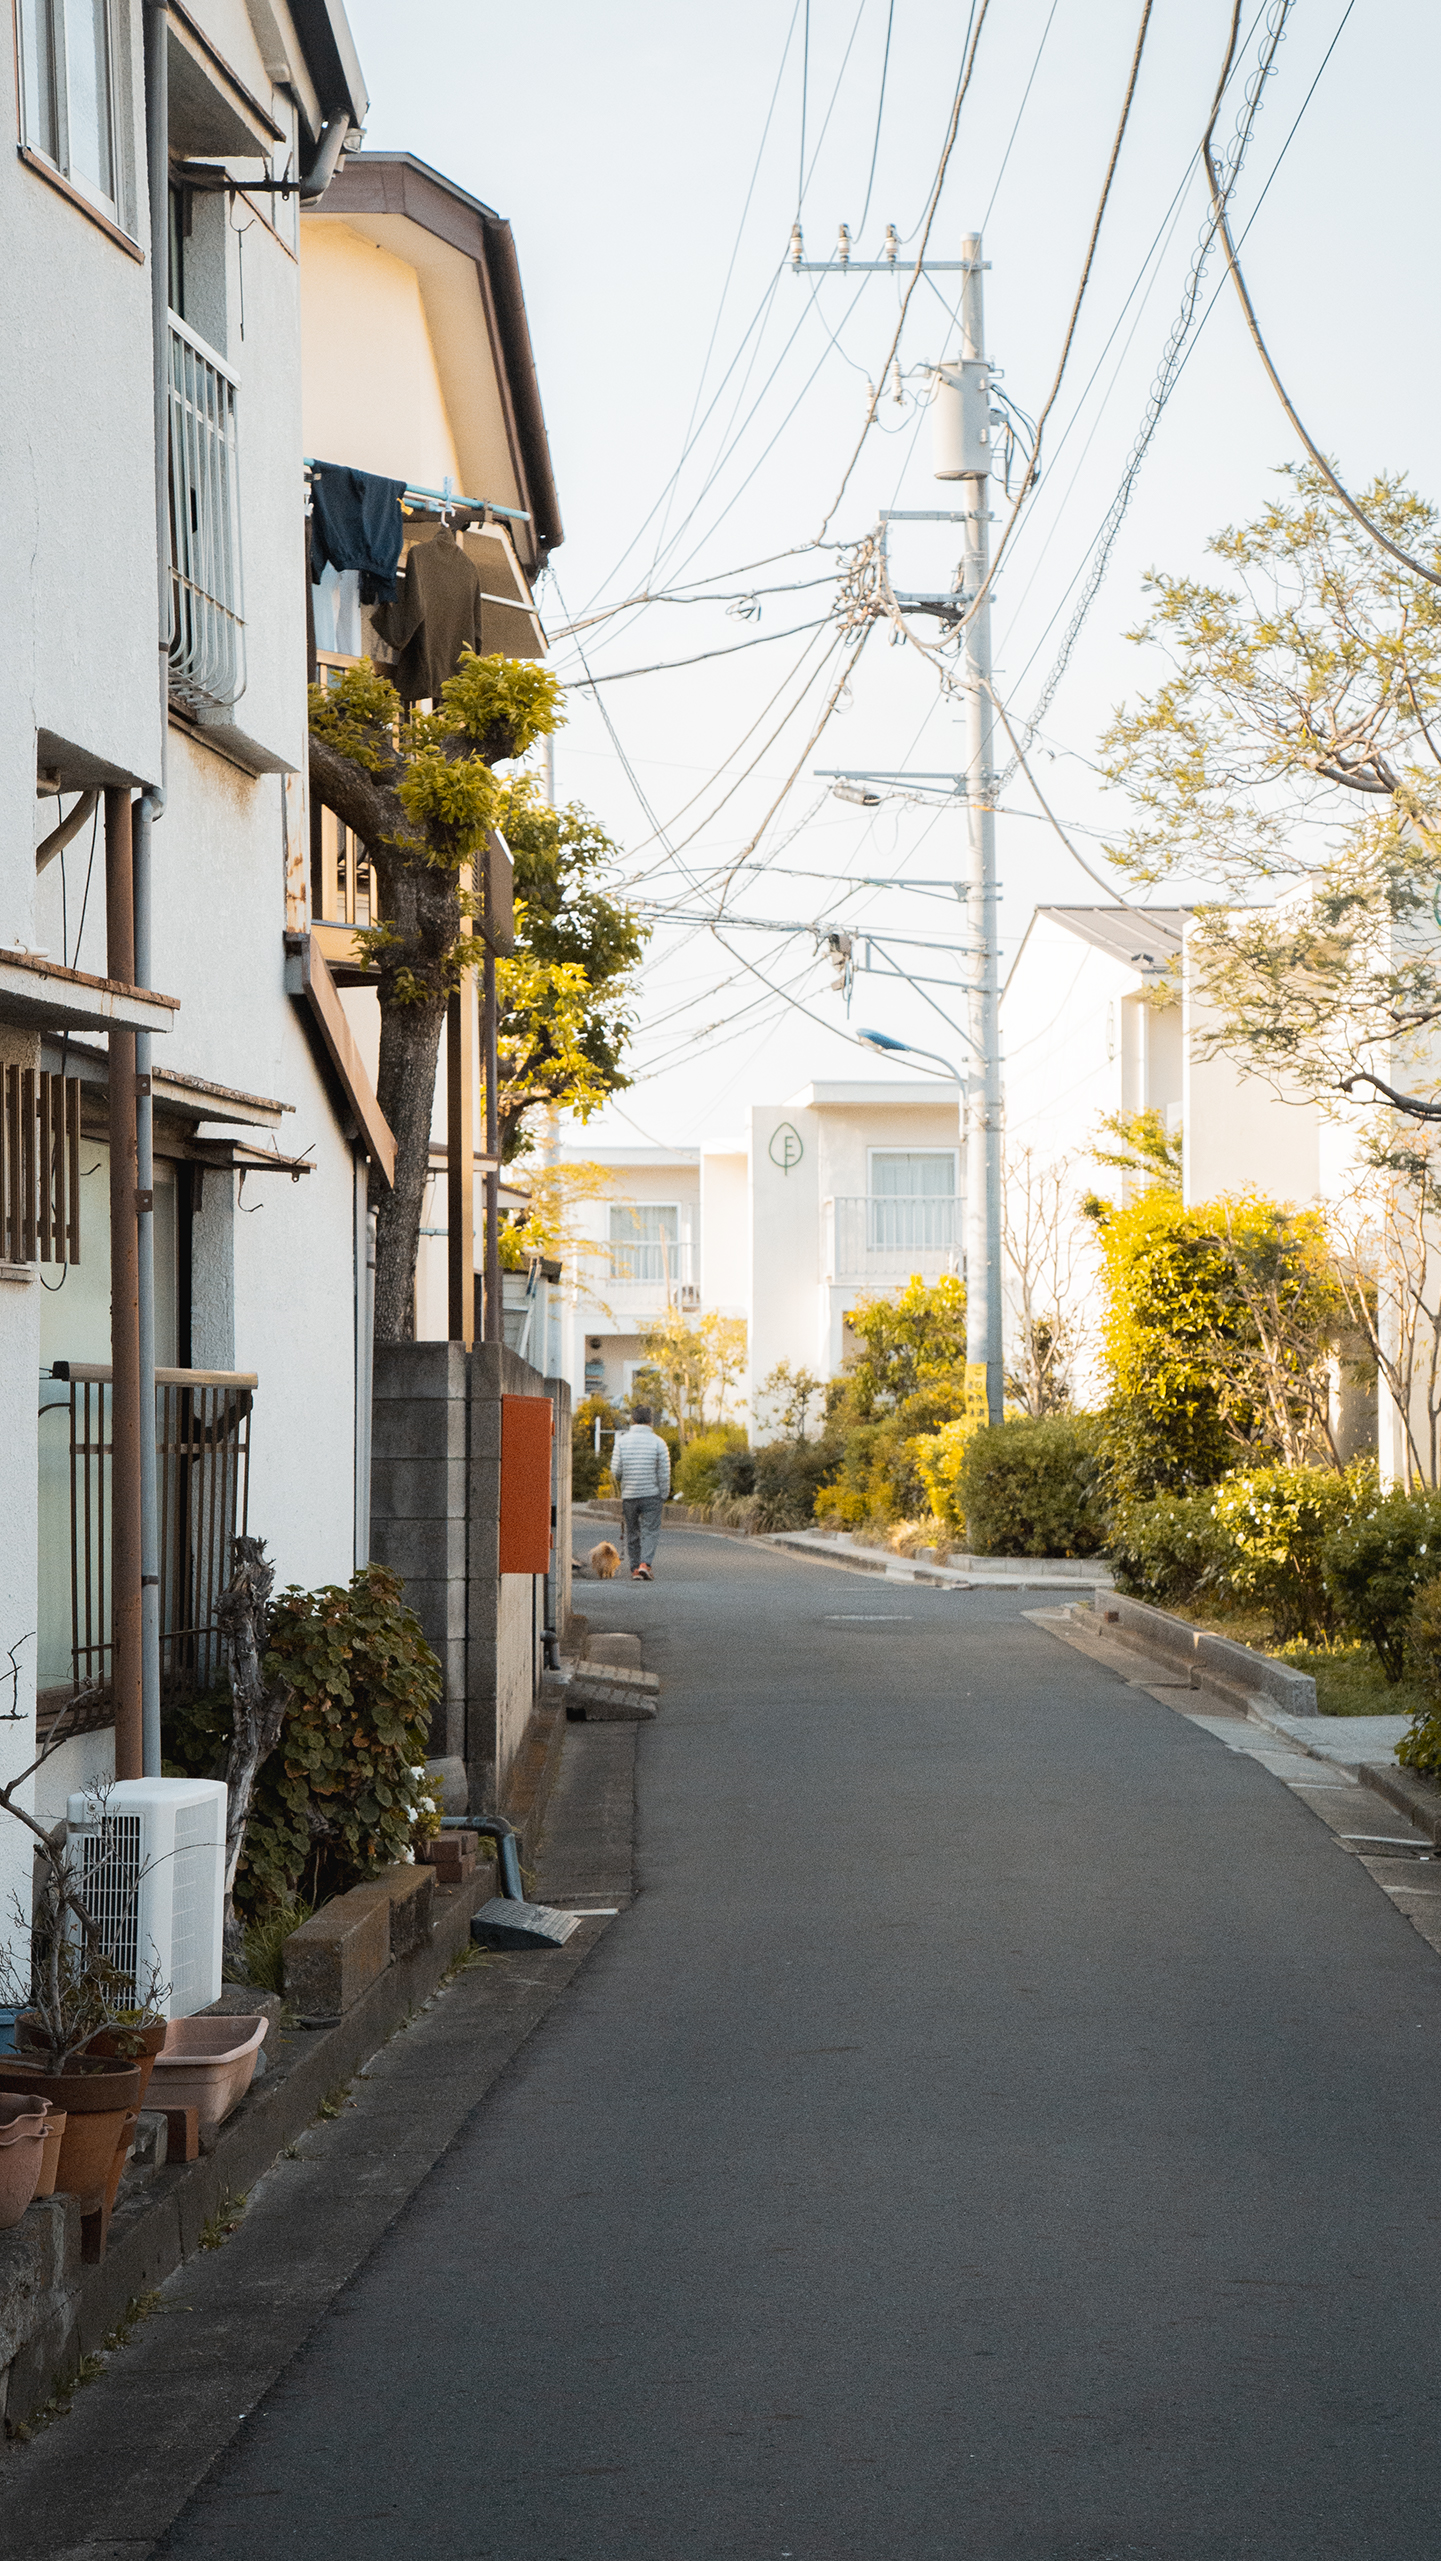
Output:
[869,1151,956,1198]
[18,0,119,216]
[867,1151,958,1252]
[609,1203,679,1284]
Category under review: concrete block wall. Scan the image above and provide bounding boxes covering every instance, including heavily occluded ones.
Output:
[370,1343,469,1761]
[370,1342,570,1814]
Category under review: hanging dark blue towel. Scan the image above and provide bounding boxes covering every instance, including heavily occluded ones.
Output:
[309,461,407,605]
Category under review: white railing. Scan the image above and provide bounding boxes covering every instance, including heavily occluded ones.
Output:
[167,317,245,713]
[608,1237,695,1289]
[827,1195,961,1281]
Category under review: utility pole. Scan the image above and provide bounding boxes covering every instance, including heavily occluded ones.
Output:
[950,232,1003,1428]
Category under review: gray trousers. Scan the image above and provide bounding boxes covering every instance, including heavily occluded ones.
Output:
[622,1495,664,1570]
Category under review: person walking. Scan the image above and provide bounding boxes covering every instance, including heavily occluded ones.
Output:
[613,1404,671,1581]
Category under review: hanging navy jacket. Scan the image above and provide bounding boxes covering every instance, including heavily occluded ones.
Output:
[309,462,408,605]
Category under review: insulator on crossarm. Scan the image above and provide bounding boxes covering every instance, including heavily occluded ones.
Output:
[789,222,804,268]
[837,223,851,266]
[883,224,900,265]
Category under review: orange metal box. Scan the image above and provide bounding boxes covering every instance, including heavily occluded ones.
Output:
[499,1394,554,1574]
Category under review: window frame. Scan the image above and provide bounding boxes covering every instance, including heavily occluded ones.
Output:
[866,1148,958,1199]
[15,0,126,231]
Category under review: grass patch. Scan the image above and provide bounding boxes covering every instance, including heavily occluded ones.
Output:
[198,2191,247,2251]
[8,2292,162,2441]
[1274,1640,1431,1721]
[315,2080,351,2121]
[241,1898,314,1996]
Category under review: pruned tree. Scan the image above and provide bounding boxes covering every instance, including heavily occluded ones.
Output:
[308,653,562,1341]
[757,1361,823,1441]
[1327,1125,1441,1489]
[216,1536,291,1959]
[636,1311,748,1444]
[1102,464,1441,1123]
[1004,1145,1089,1414]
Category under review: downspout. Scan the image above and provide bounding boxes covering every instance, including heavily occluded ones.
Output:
[138,0,170,1774]
[299,115,350,205]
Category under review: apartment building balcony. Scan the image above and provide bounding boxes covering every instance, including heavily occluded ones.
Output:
[167,316,245,717]
[824,1195,962,1284]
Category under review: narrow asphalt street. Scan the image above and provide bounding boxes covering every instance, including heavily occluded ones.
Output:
[155,1531,1441,2558]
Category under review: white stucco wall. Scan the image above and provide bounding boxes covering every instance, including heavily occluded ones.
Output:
[300,221,465,491]
[699,1151,748,1314]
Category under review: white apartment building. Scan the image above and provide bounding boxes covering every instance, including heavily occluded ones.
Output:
[1,0,374,1920]
[561,1079,963,1420]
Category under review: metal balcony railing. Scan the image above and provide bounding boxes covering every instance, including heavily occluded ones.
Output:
[827,1194,961,1281]
[168,316,245,714]
[38,1365,255,1728]
[607,1237,695,1289]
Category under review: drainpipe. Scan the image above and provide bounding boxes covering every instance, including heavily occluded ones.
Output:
[105,789,143,1782]
[138,0,170,1773]
[439,1813,524,1901]
[299,115,350,205]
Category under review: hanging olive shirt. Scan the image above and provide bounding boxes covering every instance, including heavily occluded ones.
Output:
[372,529,487,703]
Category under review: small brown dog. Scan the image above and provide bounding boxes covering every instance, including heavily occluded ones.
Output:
[589,1541,621,1580]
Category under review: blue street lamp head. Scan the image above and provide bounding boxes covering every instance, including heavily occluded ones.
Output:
[857,1027,908,1054]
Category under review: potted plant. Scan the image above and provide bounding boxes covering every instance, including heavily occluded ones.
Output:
[0,1658,158,2209]
[0,2092,52,2229]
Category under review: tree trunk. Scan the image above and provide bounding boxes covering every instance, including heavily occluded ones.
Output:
[217,1536,289,1956]
[373,993,448,1341]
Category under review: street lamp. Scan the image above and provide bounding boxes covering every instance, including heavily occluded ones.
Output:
[856,1027,961,1081]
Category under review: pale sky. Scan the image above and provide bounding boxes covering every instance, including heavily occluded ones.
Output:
[343,0,1438,1150]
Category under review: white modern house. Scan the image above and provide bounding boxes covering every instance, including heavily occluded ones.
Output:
[560,1078,963,1419]
[1,0,375,1922]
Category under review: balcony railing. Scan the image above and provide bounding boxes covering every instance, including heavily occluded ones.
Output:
[826,1195,961,1282]
[607,1237,695,1290]
[38,1365,255,1730]
[168,316,245,714]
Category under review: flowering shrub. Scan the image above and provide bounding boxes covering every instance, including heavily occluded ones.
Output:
[1208,1462,1369,1642]
[1322,1488,1441,1681]
[1399,1576,1441,1770]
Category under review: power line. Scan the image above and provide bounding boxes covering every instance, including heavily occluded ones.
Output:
[561,616,832,689]
[850,0,895,240]
[1202,4,1441,589]
[814,0,993,539]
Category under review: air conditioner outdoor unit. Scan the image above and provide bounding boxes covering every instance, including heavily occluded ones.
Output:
[66,1777,227,2020]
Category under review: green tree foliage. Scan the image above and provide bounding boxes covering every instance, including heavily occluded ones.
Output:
[495,780,647,1161]
[675,1424,748,1506]
[1097,1188,1343,1498]
[571,1393,624,1501]
[1322,1486,1441,1680]
[310,653,563,1339]
[1089,1107,1182,1195]
[840,1273,968,1419]
[164,1566,440,1916]
[1102,465,1441,1121]
[941,1415,1107,1558]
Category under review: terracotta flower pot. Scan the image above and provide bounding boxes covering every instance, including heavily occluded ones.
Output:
[34,2108,67,2199]
[85,2019,167,2106]
[0,2057,144,2204]
[0,2092,52,2229]
[152,2016,268,2136]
